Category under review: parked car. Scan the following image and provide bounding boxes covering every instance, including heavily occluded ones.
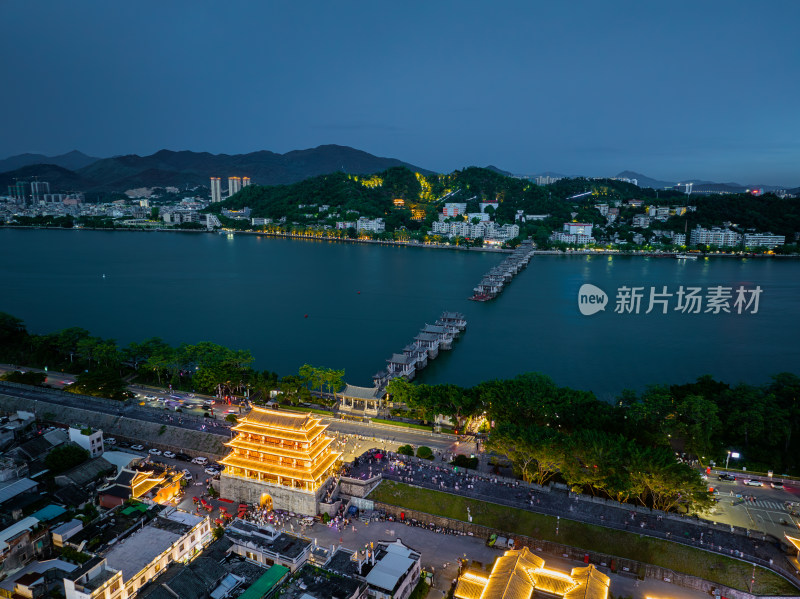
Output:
[149,448,162,456]
[175,453,191,462]
[182,469,193,481]
[192,457,209,466]
[105,438,116,445]
[205,467,220,476]
[718,473,736,481]
[163,451,176,459]
[743,479,763,487]
[771,482,785,489]
[131,444,144,451]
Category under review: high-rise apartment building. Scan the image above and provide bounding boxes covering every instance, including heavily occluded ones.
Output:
[210,177,222,203]
[8,181,27,203]
[242,177,251,188]
[30,181,50,203]
[228,176,242,197]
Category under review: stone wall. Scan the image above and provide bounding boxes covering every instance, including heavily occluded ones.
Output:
[219,473,327,517]
[372,501,788,599]
[0,393,227,458]
[338,475,381,499]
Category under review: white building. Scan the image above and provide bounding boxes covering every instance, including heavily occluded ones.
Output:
[210,178,222,203]
[63,509,211,599]
[442,203,467,217]
[563,222,593,237]
[632,215,650,228]
[68,427,104,458]
[467,212,490,223]
[356,217,385,234]
[228,177,242,197]
[595,204,609,216]
[550,232,595,245]
[689,226,742,247]
[535,175,561,186]
[742,232,785,249]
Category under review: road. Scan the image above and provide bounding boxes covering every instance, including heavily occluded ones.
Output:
[706,474,800,541]
[1,378,798,542]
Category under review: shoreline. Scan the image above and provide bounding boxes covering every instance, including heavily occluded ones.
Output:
[1,225,797,258]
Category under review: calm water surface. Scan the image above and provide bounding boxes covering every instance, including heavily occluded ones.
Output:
[1,229,798,400]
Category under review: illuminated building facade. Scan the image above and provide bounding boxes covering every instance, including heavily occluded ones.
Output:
[219,408,341,515]
[228,176,242,197]
[210,177,222,203]
[242,176,251,187]
[455,547,609,599]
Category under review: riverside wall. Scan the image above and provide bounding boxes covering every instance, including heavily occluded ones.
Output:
[0,392,227,458]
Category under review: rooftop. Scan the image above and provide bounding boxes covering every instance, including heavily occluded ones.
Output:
[0,559,77,594]
[226,520,311,561]
[279,564,366,599]
[0,477,37,504]
[104,524,182,581]
[340,384,384,401]
[239,564,290,599]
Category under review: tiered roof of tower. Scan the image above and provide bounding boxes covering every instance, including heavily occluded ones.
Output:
[220,407,341,492]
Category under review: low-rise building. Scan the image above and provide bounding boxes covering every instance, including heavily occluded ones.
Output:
[69,427,104,458]
[225,519,312,572]
[631,214,650,228]
[689,226,742,247]
[98,463,183,509]
[0,516,49,577]
[563,222,593,237]
[0,558,77,599]
[327,539,421,599]
[454,547,610,599]
[742,232,785,249]
[443,203,467,217]
[357,218,385,234]
[64,508,211,599]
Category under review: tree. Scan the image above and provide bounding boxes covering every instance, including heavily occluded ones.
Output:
[67,368,129,400]
[488,423,566,485]
[45,444,89,473]
[397,444,414,456]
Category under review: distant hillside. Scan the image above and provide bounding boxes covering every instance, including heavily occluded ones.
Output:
[0,164,92,192]
[615,171,675,189]
[0,150,99,173]
[484,165,516,177]
[75,145,432,191]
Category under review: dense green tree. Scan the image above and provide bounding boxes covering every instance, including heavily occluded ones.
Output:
[45,444,90,473]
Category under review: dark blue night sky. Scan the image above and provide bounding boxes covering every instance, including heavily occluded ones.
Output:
[3,1,798,185]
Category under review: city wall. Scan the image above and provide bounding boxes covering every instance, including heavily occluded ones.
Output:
[0,392,226,458]
[372,500,794,599]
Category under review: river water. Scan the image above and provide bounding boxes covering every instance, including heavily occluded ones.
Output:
[1,229,798,400]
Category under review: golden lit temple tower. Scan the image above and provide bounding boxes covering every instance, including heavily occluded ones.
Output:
[219,407,342,515]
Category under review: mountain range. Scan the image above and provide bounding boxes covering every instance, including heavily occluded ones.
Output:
[0,147,795,194]
[0,150,99,173]
[0,145,431,193]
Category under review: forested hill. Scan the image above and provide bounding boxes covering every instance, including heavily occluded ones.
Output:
[208,165,800,243]
[207,166,681,229]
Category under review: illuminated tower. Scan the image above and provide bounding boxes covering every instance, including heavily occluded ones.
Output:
[242,177,251,188]
[228,176,242,197]
[219,407,341,514]
[210,177,222,203]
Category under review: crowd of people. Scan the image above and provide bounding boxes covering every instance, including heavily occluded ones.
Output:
[347,449,790,570]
